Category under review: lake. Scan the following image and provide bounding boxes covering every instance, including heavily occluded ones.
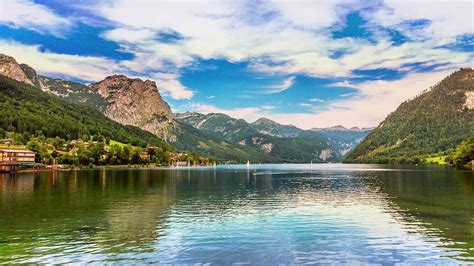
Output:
[0,164,472,264]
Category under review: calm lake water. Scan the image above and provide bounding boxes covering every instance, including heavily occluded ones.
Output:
[0,164,472,264]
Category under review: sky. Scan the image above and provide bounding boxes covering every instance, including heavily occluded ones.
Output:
[0,0,472,129]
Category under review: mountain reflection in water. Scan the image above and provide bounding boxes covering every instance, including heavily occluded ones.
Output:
[0,164,472,264]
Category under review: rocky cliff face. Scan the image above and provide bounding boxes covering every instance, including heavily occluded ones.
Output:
[0,54,34,86]
[90,75,176,140]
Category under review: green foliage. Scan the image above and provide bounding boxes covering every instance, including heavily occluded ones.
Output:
[345,68,474,164]
[425,156,447,165]
[447,135,474,168]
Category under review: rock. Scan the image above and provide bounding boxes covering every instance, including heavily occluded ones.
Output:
[90,75,175,138]
[0,54,34,86]
[319,149,332,161]
[20,63,47,90]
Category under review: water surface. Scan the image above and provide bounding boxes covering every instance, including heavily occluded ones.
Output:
[0,164,472,263]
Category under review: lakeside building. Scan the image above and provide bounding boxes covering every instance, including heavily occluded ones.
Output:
[0,148,36,172]
[175,161,189,167]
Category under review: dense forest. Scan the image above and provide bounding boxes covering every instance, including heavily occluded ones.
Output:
[447,135,474,169]
[345,68,474,164]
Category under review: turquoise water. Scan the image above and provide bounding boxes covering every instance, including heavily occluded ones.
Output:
[0,164,473,263]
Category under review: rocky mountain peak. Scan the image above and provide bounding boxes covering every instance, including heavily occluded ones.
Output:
[90,75,174,135]
[0,53,34,86]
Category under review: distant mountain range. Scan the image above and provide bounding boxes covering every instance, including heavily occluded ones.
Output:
[0,53,373,162]
[175,112,371,162]
[345,68,474,164]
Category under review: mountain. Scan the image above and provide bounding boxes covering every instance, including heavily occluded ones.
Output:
[90,75,176,140]
[249,119,371,157]
[0,54,34,86]
[308,126,372,156]
[176,112,347,162]
[0,54,107,109]
[252,118,303,137]
[0,75,171,149]
[167,121,281,163]
[345,68,474,163]
[175,112,256,142]
[311,125,371,132]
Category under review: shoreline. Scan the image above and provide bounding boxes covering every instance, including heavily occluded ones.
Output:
[3,162,470,174]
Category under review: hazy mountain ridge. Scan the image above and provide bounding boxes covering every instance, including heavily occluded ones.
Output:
[305,128,373,156]
[345,68,474,163]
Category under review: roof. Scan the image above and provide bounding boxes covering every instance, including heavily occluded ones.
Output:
[0,148,35,153]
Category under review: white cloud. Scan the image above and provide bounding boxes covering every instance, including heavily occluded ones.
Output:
[300,103,313,107]
[340,92,358,97]
[0,0,70,36]
[185,103,263,122]
[309,98,324,102]
[151,72,194,100]
[268,0,343,29]
[206,95,215,99]
[0,40,120,81]
[371,0,474,38]
[89,0,472,82]
[263,76,295,94]
[102,28,156,43]
[261,105,275,110]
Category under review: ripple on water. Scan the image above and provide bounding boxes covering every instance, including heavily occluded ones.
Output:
[0,165,472,263]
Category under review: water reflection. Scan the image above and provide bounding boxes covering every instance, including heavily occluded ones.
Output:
[0,165,472,263]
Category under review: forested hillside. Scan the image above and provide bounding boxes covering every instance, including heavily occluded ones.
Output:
[345,68,474,163]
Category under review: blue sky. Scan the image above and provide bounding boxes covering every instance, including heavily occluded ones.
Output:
[0,0,472,128]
